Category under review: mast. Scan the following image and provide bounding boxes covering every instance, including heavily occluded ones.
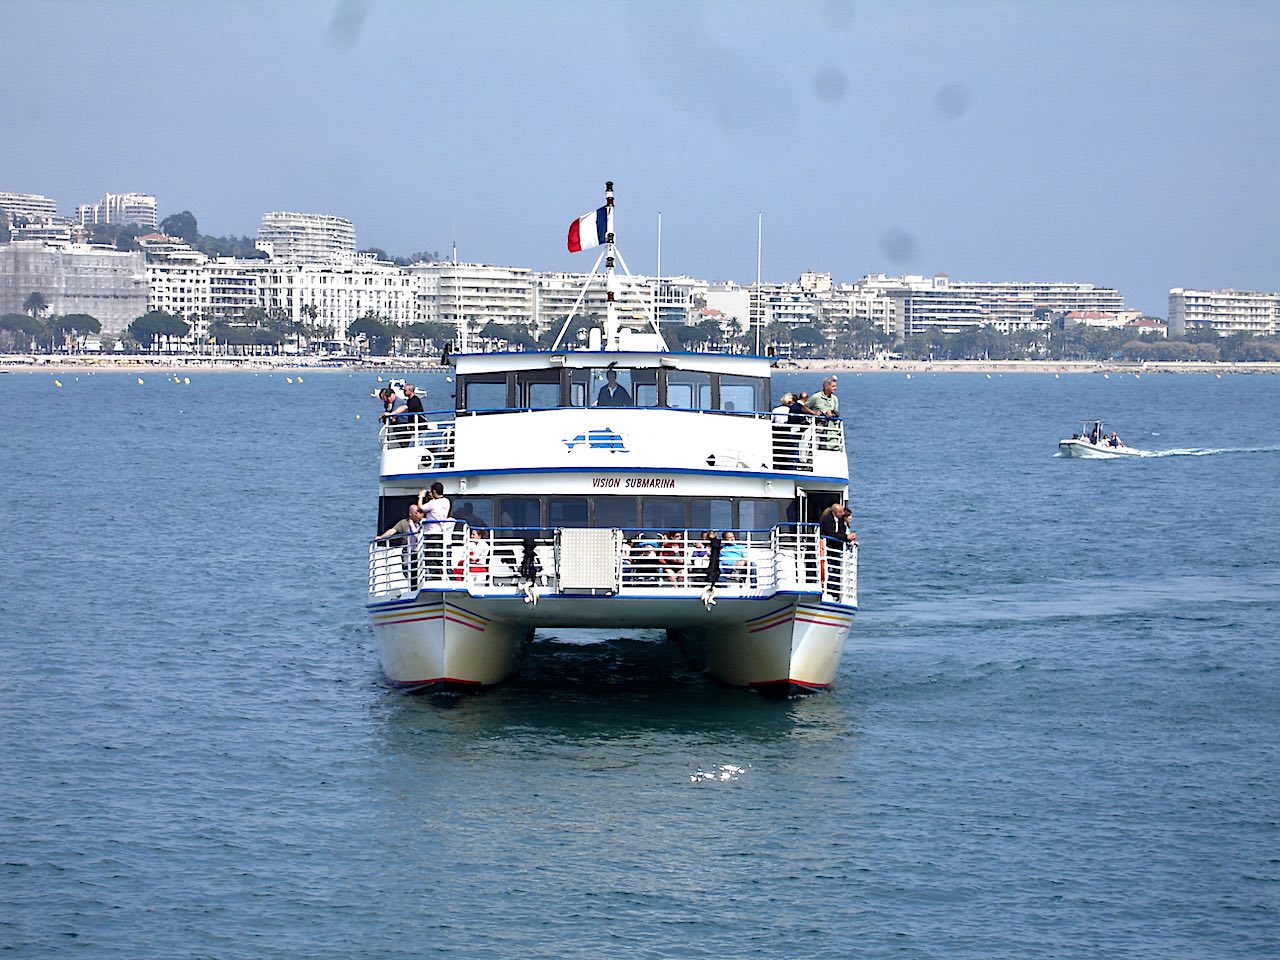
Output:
[603,180,618,350]
[755,212,762,355]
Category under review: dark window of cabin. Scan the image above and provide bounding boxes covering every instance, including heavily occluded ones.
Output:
[517,370,561,410]
[587,367,635,408]
[666,370,712,410]
[462,373,509,411]
[642,497,686,530]
[595,497,638,530]
[718,374,762,413]
[548,497,589,527]
[451,497,493,529]
[738,498,786,531]
[497,496,541,535]
[631,368,659,407]
[690,498,733,534]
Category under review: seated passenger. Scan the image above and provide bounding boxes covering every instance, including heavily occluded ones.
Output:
[719,530,750,583]
[1108,432,1122,447]
[595,369,632,407]
[656,531,685,585]
[451,526,490,578]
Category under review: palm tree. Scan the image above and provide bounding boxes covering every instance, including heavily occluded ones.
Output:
[23,292,48,319]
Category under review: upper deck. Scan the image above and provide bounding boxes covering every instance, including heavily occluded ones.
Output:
[379,349,848,488]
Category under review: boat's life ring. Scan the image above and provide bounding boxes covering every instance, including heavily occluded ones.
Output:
[418,451,434,470]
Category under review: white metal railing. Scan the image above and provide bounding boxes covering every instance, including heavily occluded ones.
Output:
[367,523,857,605]
[378,414,456,467]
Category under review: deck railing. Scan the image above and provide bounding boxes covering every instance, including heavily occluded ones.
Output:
[368,523,857,606]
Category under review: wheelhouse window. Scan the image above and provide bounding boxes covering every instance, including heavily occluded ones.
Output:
[461,373,508,411]
[666,370,712,410]
[718,374,762,413]
[516,370,561,410]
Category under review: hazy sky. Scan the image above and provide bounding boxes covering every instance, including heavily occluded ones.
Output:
[6,0,1278,316]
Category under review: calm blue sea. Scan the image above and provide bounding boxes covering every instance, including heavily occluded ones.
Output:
[2,367,1278,959]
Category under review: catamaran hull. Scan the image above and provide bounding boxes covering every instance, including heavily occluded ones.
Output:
[368,591,854,694]
[369,595,527,692]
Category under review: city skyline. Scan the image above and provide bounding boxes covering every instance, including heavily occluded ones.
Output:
[5,0,1278,318]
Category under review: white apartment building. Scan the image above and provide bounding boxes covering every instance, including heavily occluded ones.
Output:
[1168,288,1278,337]
[257,211,356,263]
[0,192,58,227]
[411,262,536,335]
[853,274,1125,337]
[259,257,416,341]
[77,193,158,229]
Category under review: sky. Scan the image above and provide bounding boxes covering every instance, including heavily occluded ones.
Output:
[5,0,1279,317]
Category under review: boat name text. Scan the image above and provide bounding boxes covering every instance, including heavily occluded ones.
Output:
[592,477,676,489]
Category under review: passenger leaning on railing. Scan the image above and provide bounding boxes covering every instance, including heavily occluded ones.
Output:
[807,376,841,450]
[385,383,424,423]
[818,503,857,595]
[376,502,425,588]
[421,482,451,579]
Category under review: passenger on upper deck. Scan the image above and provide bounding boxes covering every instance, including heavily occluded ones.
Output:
[595,369,632,407]
[808,377,841,450]
[387,383,424,422]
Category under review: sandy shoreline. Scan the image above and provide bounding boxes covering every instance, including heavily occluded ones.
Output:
[3,355,1279,375]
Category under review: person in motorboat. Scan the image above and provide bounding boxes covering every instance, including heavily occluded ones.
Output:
[1108,432,1122,448]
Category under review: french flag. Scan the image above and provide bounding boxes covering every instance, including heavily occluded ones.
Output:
[567,206,608,253]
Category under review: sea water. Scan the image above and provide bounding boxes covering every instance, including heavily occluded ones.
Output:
[1,369,1277,958]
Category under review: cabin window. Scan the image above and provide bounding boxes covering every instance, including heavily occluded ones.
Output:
[595,497,638,530]
[462,374,508,411]
[666,370,712,410]
[718,374,762,413]
[516,370,562,410]
[738,498,787,531]
[450,497,493,529]
[690,498,733,534]
[631,368,659,407]
[642,497,686,530]
[589,367,634,408]
[497,496,540,534]
[548,497,589,527]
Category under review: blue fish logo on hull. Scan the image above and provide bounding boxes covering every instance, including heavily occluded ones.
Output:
[564,428,629,453]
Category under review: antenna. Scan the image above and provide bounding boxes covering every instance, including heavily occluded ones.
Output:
[755,212,762,355]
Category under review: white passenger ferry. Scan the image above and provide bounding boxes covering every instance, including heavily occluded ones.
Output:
[366,185,857,696]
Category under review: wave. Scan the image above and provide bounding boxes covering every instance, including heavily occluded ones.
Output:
[1138,445,1280,458]
[1056,445,1280,459]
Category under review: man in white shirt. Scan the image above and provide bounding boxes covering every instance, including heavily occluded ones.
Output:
[421,482,452,578]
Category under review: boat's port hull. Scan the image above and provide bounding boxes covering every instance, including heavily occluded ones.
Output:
[368,590,854,693]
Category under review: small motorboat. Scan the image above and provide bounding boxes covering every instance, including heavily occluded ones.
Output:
[1058,419,1145,458]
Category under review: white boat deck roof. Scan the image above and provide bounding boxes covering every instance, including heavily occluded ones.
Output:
[452,349,774,378]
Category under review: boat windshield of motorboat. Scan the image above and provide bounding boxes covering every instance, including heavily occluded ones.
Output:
[1058,419,1145,458]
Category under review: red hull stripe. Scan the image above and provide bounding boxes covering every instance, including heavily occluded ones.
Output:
[750,678,832,691]
[388,676,484,689]
[444,615,485,632]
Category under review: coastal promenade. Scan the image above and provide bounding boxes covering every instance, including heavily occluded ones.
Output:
[3,354,1279,375]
